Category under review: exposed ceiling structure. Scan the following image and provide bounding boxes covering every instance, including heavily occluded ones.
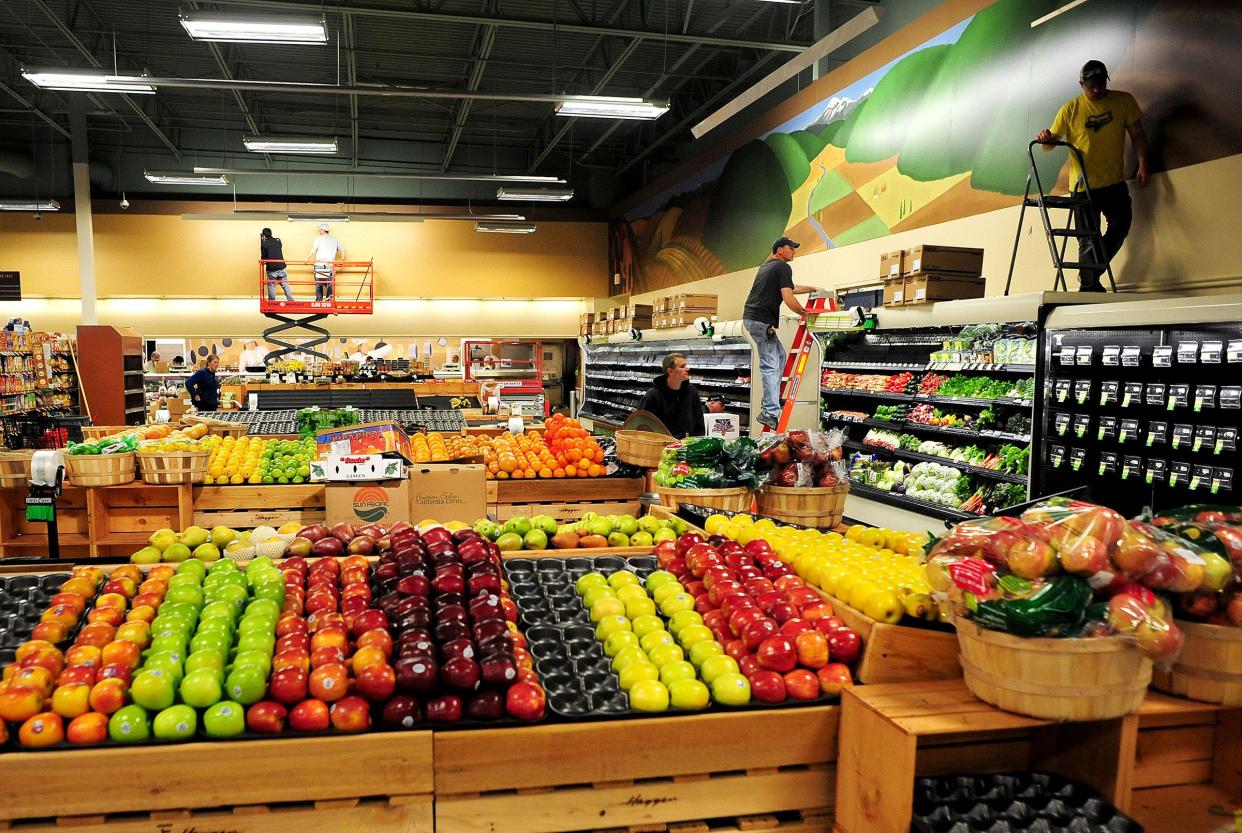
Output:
[0,0,882,209]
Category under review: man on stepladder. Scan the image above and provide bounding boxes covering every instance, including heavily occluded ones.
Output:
[742,236,820,432]
[305,223,345,302]
[1036,60,1150,292]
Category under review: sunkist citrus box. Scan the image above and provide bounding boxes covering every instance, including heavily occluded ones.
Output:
[316,421,415,463]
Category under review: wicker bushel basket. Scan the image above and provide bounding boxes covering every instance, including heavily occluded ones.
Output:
[81,426,129,441]
[614,430,672,468]
[65,452,137,487]
[956,620,1151,721]
[1151,621,1242,705]
[0,450,34,488]
[756,483,849,529]
[657,485,753,513]
[137,450,211,485]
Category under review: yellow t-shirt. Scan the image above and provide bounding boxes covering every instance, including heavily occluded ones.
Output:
[1050,90,1142,189]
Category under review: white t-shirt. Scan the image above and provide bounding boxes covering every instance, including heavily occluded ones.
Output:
[311,235,342,263]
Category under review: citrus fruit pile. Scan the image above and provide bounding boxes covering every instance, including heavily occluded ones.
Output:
[204,437,316,485]
[444,416,607,480]
[409,432,451,463]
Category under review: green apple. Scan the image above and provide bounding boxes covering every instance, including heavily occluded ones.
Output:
[659,660,698,687]
[603,630,640,658]
[615,585,648,604]
[658,592,696,617]
[582,585,618,609]
[245,598,281,619]
[190,631,232,657]
[575,572,608,596]
[630,615,666,639]
[238,617,277,637]
[250,581,285,604]
[502,517,532,537]
[200,601,237,622]
[522,529,549,551]
[668,678,711,710]
[149,634,189,656]
[625,597,658,619]
[689,640,725,667]
[130,669,176,711]
[617,661,660,691]
[530,515,558,536]
[231,650,273,676]
[676,624,715,649]
[653,527,677,542]
[152,704,198,740]
[710,671,751,706]
[164,584,204,607]
[699,654,740,684]
[226,665,268,705]
[179,667,224,708]
[175,559,207,578]
[594,615,632,641]
[616,515,640,537]
[236,632,276,655]
[108,704,151,742]
[651,584,683,605]
[667,610,705,636]
[670,517,688,535]
[184,649,225,677]
[630,531,654,548]
[639,630,675,653]
[611,646,649,672]
[142,651,186,681]
[644,570,679,592]
[628,679,669,712]
[606,571,640,589]
[589,596,626,623]
[210,584,249,609]
[646,643,685,668]
[606,532,631,548]
[202,701,246,738]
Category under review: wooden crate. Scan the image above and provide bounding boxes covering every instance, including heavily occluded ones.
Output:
[434,708,837,833]
[834,680,1241,833]
[88,483,193,556]
[813,590,960,685]
[487,478,645,523]
[0,731,434,823]
[0,485,92,558]
[192,484,326,528]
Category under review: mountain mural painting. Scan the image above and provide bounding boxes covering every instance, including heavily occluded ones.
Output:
[612,0,1242,293]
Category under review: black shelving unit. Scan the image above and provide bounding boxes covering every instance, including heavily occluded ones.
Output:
[580,337,752,430]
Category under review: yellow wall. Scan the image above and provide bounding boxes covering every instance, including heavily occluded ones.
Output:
[0,210,607,299]
[630,153,1242,313]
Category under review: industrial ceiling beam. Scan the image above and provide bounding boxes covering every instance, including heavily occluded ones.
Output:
[442,0,498,172]
[31,0,183,162]
[0,78,70,138]
[343,13,359,168]
[202,0,811,53]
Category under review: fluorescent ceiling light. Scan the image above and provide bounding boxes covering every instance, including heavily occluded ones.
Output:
[1031,0,1089,27]
[476,222,537,234]
[21,68,155,94]
[243,135,338,154]
[180,11,328,44]
[0,199,60,211]
[496,186,574,202]
[189,166,564,184]
[144,171,230,185]
[556,96,669,120]
[288,212,350,223]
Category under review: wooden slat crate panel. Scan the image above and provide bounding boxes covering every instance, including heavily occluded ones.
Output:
[493,478,645,504]
[493,500,641,523]
[433,707,837,793]
[0,732,434,821]
[1133,722,1217,789]
[812,591,960,685]
[4,797,432,833]
[192,484,326,528]
[435,768,833,833]
[8,487,89,537]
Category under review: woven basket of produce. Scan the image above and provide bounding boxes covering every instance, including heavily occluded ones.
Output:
[657,485,753,513]
[1151,620,1242,705]
[0,450,34,488]
[756,483,849,529]
[956,620,1151,720]
[615,429,673,468]
[65,452,136,487]
[137,450,211,485]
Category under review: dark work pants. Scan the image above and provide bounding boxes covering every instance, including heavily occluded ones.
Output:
[1073,181,1132,290]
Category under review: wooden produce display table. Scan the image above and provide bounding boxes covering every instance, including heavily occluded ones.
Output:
[487,476,645,523]
[813,592,959,686]
[834,679,1242,833]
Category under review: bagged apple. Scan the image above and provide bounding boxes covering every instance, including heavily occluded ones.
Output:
[1104,583,1185,663]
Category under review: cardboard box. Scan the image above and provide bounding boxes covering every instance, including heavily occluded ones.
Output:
[673,293,718,312]
[408,464,487,523]
[904,273,985,305]
[668,313,717,328]
[883,276,907,307]
[316,421,415,463]
[311,454,406,482]
[616,317,653,333]
[880,250,906,279]
[622,303,653,319]
[325,479,411,526]
[655,296,671,313]
[906,244,984,276]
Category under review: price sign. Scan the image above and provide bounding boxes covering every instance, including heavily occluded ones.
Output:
[1146,458,1167,484]
[1076,345,1094,366]
[1195,385,1217,412]
[1119,419,1139,443]
[1049,445,1066,469]
[1195,425,1216,453]
[1153,346,1173,368]
[1073,414,1092,439]
[1122,455,1142,481]
[1221,386,1242,410]
[1167,384,1190,411]
[1100,381,1119,407]
[1212,467,1234,494]
[1098,451,1119,476]
[1172,423,1194,450]
[1055,379,1072,403]
[1191,464,1213,491]
[1228,340,1242,363]
[1070,447,1087,472]
[1121,346,1142,367]
[1102,346,1121,366]
[1146,383,1167,407]
[1177,342,1199,364]
[1054,412,1071,437]
[1058,346,1077,366]
[1075,379,1093,405]
[1170,461,1192,487]
[1202,341,1223,364]
[1147,421,1168,447]
[1098,416,1118,442]
[1217,427,1238,454]
[1122,382,1143,408]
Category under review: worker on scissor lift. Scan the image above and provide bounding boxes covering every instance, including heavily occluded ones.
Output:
[305,223,346,302]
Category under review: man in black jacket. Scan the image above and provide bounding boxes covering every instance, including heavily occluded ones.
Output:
[637,353,705,438]
[260,228,293,301]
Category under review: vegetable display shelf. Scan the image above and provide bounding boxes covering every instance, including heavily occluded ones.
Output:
[842,440,1029,485]
[835,679,1241,833]
[845,480,983,524]
[824,413,1030,446]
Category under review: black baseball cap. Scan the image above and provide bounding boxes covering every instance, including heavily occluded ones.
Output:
[772,236,800,252]
[1080,60,1108,84]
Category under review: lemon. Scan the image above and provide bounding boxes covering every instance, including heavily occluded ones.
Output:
[732,514,754,527]
[204,475,215,485]
[229,474,244,484]
[704,514,730,534]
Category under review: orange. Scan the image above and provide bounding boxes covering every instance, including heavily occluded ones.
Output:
[553,468,565,478]
[588,464,603,477]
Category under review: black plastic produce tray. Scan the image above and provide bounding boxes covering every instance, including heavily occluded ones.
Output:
[911,772,1143,833]
[0,572,83,653]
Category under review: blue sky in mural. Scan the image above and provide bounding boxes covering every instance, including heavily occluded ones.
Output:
[624,17,974,222]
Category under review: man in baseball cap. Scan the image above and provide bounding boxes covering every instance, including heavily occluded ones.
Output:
[305,223,346,302]
[1036,59,1149,291]
[741,236,820,431]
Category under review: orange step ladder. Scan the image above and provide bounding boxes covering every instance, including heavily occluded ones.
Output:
[774,292,837,433]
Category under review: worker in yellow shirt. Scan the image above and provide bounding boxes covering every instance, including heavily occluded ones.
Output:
[1036,60,1149,292]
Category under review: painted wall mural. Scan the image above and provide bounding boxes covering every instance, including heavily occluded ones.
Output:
[610,0,1242,292]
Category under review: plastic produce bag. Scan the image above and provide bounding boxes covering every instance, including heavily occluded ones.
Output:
[972,574,1095,638]
[721,436,760,489]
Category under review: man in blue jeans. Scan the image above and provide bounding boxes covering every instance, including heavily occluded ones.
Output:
[742,237,820,431]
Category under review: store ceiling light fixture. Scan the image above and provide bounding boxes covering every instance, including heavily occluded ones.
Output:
[0,199,60,211]
[243,135,339,154]
[496,186,574,202]
[21,68,155,94]
[188,166,565,185]
[288,212,350,223]
[475,222,538,234]
[179,10,328,44]
[144,171,230,185]
[555,95,669,120]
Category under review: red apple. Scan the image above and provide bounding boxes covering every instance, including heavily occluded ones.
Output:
[269,668,309,704]
[742,618,779,651]
[395,656,439,694]
[289,698,331,732]
[504,682,546,721]
[246,701,288,735]
[87,677,128,714]
[465,690,505,721]
[330,696,372,732]
[381,695,422,729]
[66,711,109,744]
[0,685,43,723]
[783,669,819,701]
[816,663,853,695]
[794,631,830,669]
[309,663,350,702]
[755,635,797,672]
[828,629,863,665]
[441,657,481,691]
[425,695,464,723]
[19,711,65,748]
[748,670,786,703]
[355,664,397,702]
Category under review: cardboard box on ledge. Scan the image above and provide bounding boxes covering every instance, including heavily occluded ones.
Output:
[408,464,487,523]
[325,479,412,527]
[316,421,415,463]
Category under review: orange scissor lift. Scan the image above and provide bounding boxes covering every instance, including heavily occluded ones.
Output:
[258,259,375,361]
